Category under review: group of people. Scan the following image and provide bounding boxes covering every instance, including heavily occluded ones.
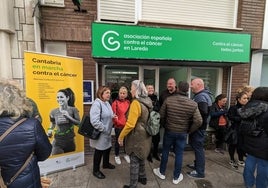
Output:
[209,86,268,188]
[1,77,268,188]
[89,77,268,188]
[88,77,212,187]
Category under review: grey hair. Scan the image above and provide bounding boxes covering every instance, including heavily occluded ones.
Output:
[0,79,32,119]
[132,80,148,98]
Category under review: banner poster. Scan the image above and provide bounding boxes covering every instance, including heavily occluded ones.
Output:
[24,51,84,175]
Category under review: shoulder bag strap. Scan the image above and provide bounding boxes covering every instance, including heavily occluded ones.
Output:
[0,118,27,142]
[0,118,27,186]
[6,152,34,185]
[98,101,102,121]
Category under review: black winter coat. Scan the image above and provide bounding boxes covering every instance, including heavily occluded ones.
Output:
[0,117,52,188]
[228,103,243,131]
[238,100,268,160]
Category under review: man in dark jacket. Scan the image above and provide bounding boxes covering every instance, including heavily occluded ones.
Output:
[159,78,178,107]
[238,87,268,188]
[187,78,212,179]
[153,81,202,185]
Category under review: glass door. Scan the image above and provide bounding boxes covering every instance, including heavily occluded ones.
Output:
[104,65,139,101]
[141,66,159,94]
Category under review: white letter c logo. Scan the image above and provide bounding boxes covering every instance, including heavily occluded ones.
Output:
[101,31,120,51]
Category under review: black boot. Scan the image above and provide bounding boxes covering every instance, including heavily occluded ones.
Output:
[147,154,153,163]
[138,177,147,185]
[93,171,105,179]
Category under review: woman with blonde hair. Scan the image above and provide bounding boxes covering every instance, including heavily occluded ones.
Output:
[118,80,153,188]
[0,79,52,188]
[112,86,131,164]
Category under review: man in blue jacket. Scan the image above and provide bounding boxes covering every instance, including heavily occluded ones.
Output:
[187,78,212,178]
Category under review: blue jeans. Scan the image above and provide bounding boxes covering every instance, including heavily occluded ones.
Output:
[243,154,268,188]
[189,129,205,176]
[160,130,187,179]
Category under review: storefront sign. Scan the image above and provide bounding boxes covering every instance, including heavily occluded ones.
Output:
[92,22,251,63]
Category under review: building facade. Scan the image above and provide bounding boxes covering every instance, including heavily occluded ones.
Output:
[0,0,267,107]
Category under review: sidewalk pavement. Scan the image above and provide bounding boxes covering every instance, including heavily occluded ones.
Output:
[47,149,245,188]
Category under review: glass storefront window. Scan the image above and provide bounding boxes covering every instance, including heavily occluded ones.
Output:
[191,68,220,99]
[103,65,221,101]
[261,55,268,86]
[104,65,138,100]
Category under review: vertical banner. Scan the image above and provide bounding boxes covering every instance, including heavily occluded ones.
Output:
[24,51,84,174]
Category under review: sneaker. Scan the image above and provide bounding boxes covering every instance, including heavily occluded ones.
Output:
[214,148,221,153]
[169,151,175,157]
[173,173,183,184]
[186,163,196,170]
[124,155,130,163]
[153,168,166,180]
[237,160,245,167]
[214,148,224,154]
[229,160,238,169]
[115,156,121,165]
[229,160,235,165]
[187,170,205,179]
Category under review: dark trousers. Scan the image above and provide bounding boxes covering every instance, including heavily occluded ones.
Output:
[152,132,160,156]
[114,127,125,156]
[93,147,111,172]
[228,132,245,161]
[215,126,226,149]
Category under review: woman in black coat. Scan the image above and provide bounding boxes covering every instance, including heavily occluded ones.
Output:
[146,85,161,162]
[0,79,52,188]
[209,94,228,154]
[227,91,249,168]
[238,87,268,188]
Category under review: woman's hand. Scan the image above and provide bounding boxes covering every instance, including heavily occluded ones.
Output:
[118,138,124,146]
[61,110,70,118]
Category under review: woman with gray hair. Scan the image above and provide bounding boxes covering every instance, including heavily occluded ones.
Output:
[0,79,52,188]
[118,80,153,188]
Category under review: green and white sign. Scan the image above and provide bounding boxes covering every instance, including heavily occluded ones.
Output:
[92,22,251,63]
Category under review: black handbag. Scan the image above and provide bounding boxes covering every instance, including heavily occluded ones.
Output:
[78,115,101,140]
[224,128,237,144]
[78,101,102,140]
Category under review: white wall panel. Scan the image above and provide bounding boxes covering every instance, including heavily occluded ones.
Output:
[140,0,237,29]
[98,0,136,24]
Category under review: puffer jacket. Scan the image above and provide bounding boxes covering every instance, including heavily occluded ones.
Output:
[238,100,268,160]
[160,93,202,133]
[0,117,52,188]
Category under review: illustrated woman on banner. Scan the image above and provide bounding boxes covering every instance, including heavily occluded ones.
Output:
[47,88,81,155]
